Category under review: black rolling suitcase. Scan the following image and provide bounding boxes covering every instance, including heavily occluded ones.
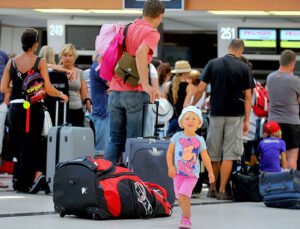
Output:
[44,71,69,126]
[124,101,175,205]
[259,169,300,209]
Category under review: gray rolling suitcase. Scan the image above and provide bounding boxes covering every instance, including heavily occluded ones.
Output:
[46,101,94,191]
[125,101,175,204]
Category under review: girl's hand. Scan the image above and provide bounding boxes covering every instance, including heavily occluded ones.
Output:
[208,172,215,184]
[168,166,177,178]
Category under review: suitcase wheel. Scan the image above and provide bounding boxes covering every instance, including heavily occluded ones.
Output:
[92,213,100,220]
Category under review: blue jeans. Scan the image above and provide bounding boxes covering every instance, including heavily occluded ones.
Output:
[167,118,182,137]
[104,91,149,164]
[91,115,110,156]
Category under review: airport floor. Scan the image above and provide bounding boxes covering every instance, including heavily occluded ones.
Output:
[0,174,299,229]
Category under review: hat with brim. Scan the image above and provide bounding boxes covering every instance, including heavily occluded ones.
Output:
[178,106,203,127]
[264,121,281,134]
[171,60,192,74]
[148,98,174,123]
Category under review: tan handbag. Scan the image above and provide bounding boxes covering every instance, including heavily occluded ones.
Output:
[114,51,140,86]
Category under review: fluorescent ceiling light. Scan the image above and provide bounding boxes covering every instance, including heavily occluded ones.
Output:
[89,9,142,14]
[35,9,88,13]
[34,9,142,14]
[208,11,270,15]
[269,11,300,15]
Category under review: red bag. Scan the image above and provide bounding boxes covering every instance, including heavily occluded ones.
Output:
[253,83,269,117]
[53,157,172,219]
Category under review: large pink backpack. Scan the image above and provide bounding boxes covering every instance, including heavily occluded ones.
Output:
[95,24,124,81]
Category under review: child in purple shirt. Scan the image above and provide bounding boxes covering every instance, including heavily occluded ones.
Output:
[258,121,287,172]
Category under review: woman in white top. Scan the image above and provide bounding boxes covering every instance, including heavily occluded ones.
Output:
[59,44,90,127]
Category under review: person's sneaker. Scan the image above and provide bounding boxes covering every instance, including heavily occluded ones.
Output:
[179,217,192,228]
[30,175,46,194]
[207,190,217,198]
[216,192,233,200]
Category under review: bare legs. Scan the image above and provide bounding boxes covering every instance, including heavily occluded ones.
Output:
[287,148,299,170]
[209,160,233,193]
[178,194,191,219]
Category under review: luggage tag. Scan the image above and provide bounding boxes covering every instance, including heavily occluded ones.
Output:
[23,101,31,133]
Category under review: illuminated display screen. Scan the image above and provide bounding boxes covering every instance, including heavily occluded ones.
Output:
[239,29,277,48]
[280,29,300,48]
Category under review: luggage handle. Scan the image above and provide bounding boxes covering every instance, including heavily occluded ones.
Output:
[142,100,159,138]
[265,184,290,193]
[55,100,67,126]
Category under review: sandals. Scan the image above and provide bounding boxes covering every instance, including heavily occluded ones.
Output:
[216,192,233,200]
[30,175,46,194]
[207,190,217,198]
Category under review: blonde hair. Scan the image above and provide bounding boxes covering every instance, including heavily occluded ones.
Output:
[179,111,202,129]
[171,74,182,105]
[263,130,282,139]
[59,43,78,65]
[187,70,201,86]
[39,46,56,64]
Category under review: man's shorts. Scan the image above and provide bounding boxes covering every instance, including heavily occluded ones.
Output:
[278,123,300,150]
[207,116,244,161]
[173,175,198,199]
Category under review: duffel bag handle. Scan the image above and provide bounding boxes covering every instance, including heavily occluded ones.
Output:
[56,156,98,172]
[265,184,290,193]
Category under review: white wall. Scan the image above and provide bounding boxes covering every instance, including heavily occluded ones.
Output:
[0,26,25,55]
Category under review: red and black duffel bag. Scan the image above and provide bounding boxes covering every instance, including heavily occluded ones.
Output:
[53,157,172,219]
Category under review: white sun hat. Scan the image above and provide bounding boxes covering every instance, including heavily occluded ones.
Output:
[148,98,174,123]
[178,106,203,126]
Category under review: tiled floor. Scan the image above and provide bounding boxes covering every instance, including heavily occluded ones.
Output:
[0,174,299,229]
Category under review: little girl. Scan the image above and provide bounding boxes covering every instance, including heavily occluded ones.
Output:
[258,121,287,172]
[166,106,215,229]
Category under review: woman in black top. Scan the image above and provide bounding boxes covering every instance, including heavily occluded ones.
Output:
[1,28,68,193]
[165,60,195,137]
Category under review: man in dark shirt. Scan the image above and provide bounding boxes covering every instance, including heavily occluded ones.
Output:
[193,39,254,200]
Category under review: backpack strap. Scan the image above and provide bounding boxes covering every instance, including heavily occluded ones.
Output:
[12,58,23,80]
[32,57,41,71]
[122,23,132,51]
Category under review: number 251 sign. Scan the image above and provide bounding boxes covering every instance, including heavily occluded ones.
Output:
[221,27,235,40]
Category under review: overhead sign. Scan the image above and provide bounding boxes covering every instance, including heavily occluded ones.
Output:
[123,0,184,10]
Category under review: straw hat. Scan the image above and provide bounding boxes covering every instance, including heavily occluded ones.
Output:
[171,60,192,74]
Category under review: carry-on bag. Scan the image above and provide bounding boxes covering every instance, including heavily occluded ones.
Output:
[53,157,172,219]
[125,101,175,205]
[46,101,94,191]
[259,169,300,209]
[232,165,262,202]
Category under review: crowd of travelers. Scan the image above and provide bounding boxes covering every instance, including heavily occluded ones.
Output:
[0,0,299,228]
